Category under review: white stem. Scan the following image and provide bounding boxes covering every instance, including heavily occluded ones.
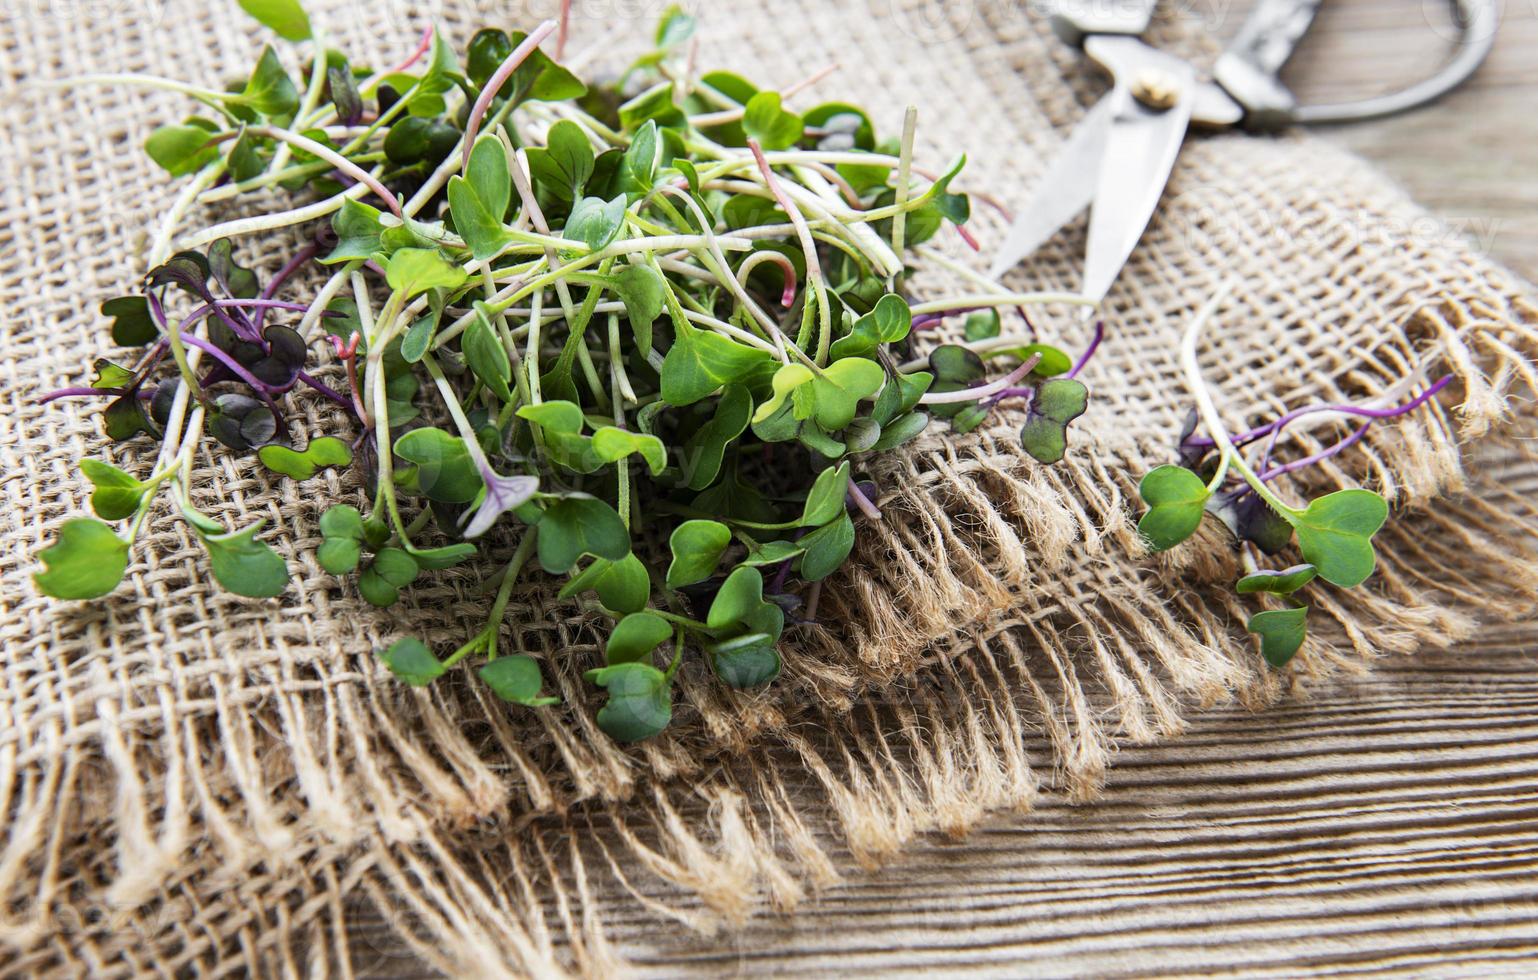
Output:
[1180,283,1298,516]
[57,73,231,103]
[152,165,223,266]
[180,179,374,250]
[891,106,918,258]
[919,354,1042,405]
[748,139,831,361]
[510,143,578,323]
[1180,283,1241,457]
[908,292,1093,316]
[245,125,400,215]
[656,187,790,359]
[298,264,357,340]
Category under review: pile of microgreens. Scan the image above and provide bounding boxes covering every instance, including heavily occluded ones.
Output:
[34,1,1446,738]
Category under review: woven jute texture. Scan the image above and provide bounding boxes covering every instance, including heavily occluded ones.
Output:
[5,0,1538,975]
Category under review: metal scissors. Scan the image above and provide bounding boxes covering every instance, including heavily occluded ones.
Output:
[989,0,1499,305]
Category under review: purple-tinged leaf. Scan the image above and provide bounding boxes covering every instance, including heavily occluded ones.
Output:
[461,464,539,539]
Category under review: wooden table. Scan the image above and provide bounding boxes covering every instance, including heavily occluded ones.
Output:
[1298,0,1538,283]
[357,4,1538,974]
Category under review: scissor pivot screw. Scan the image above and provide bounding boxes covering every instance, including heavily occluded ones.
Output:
[1131,70,1181,111]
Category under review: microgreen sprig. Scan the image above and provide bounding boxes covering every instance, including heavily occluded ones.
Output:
[37,2,1100,741]
[1136,285,1447,668]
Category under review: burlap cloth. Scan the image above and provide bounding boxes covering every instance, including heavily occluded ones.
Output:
[4,0,1537,975]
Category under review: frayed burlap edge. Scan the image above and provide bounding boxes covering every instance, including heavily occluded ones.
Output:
[346,436,1538,980]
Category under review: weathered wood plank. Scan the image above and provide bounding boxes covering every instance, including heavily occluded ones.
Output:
[1282,0,1538,283]
[599,624,1538,978]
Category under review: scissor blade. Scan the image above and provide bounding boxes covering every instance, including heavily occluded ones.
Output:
[987,94,1116,281]
[1080,80,1195,306]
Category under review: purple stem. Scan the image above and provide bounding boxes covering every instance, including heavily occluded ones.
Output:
[185,325,351,412]
[1015,306,1037,340]
[295,369,356,411]
[1064,320,1103,380]
[1259,423,1371,483]
[43,386,161,403]
[1185,376,1454,450]
[983,386,1033,410]
[154,285,253,346]
[253,244,321,332]
[178,333,290,433]
[39,386,124,404]
[199,297,318,322]
[911,305,982,331]
[769,529,808,594]
[912,305,1038,337]
[846,481,882,521]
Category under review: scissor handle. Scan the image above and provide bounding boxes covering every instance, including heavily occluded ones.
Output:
[1215,0,1498,130]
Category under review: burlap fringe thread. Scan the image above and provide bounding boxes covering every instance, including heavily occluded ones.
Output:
[362,452,1538,980]
[10,289,1535,977]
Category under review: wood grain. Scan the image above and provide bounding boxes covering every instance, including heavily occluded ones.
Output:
[349,624,1538,978]
[601,623,1538,977]
[1282,0,1538,284]
[352,4,1538,975]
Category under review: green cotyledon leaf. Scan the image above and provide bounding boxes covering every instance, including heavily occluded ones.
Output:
[584,662,672,741]
[478,655,559,706]
[536,496,630,573]
[1291,489,1388,588]
[1019,377,1089,464]
[1137,465,1210,551]
[1247,605,1309,668]
[708,632,781,688]
[34,518,130,599]
[393,428,483,503]
[195,519,289,598]
[661,325,773,407]
[237,0,312,40]
[379,637,443,686]
[604,611,672,665]
[257,436,352,480]
[1236,564,1318,595]
[79,459,148,521]
[666,519,731,589]
[752,358,884,432]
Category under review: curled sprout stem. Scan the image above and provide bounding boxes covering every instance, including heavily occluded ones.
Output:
[461,20,559,172]
[748,138,831,363]
[734,250,799,307]
[920,352,1043,405]
[1180,282,1299,515]
[234,126,401,216]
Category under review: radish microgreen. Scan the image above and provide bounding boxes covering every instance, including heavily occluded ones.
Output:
[1137,285,1449,669]
[37,1,1105,740]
